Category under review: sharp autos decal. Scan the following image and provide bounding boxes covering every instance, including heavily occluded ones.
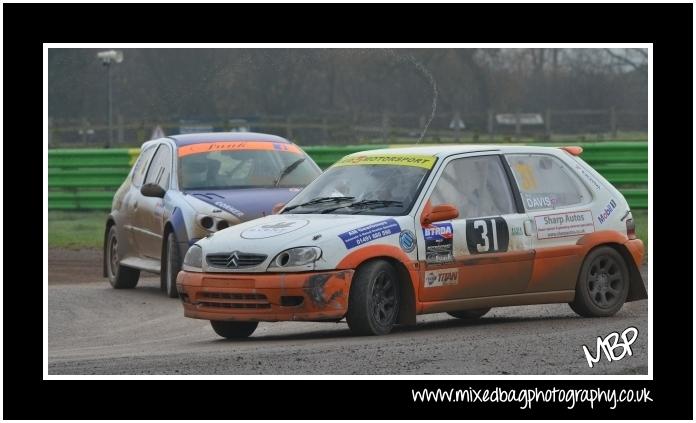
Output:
[424,268,459,288]
[399,230,416,253]
[535,210,595,240]
[466,217,509,254]
[241,219,309,239]
[338,219,401,249]
[423,223,454,264]
[597,199,617,225]
[332,154,437,170]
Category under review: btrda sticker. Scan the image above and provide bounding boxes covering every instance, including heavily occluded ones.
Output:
[423,222,454,264]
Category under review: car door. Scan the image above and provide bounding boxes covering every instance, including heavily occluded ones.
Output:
[132,143,173,260]
[121,145,157,255]
[416,153,535,302]
[504,153,595,293]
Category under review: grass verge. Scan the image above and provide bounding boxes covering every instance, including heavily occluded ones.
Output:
[48,211,107,249]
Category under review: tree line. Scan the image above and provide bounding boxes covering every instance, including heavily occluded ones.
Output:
[48,48,647,125]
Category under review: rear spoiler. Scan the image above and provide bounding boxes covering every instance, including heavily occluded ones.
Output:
[559,146,583,156]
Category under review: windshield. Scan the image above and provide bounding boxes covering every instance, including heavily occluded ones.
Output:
[178,149,320,190]
[282,155,435,215]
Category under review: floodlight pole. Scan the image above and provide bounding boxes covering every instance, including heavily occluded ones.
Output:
[106,61,113,148]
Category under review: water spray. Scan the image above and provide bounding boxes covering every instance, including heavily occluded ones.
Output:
[384,49,438,144]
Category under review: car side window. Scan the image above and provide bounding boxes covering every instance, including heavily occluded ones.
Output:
[430,155,516,219]
[144,144,173,188]
[506,154,591,211]
[131,146,156,188]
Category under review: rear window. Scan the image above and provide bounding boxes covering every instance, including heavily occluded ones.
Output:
[178,149,320,190]
[131,146,156,188]
[506,154,592,211]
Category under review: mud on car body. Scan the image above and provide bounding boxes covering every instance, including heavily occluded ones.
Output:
[103,132,321,297]
[177,145,646,338]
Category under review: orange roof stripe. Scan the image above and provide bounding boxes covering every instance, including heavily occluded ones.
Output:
[178,141,302,157]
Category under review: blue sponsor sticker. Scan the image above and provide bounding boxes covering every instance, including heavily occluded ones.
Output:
[423,222,454,264]
[399,230,416,253]
[338,219,402,249]
[597,199,617,224]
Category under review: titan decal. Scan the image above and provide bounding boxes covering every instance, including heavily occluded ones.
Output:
[424,268,459,288]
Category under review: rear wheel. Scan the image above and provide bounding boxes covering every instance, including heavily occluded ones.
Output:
[448,308,491,319]
[346,260,400,336]
[210,321,258,339]
[106,226,140,289]
[161,232,181,298]
[569,246,629,317]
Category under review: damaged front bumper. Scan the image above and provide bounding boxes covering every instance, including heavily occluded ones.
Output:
[177,269,354,322]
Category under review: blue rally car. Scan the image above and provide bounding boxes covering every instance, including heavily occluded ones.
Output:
[103,132,322,297]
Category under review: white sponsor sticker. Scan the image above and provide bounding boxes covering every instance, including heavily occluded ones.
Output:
[240,219,309,239]
[535,210,595,240]
[424,268,459,288]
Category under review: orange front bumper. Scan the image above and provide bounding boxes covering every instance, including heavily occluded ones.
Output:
[177,269,354,322]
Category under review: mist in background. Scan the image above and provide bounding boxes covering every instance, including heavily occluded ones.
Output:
[48,48,648,146]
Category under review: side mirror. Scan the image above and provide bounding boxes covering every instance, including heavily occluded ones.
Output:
[272,202,286,214]
[421,204,459,225]
[140,183,166,198]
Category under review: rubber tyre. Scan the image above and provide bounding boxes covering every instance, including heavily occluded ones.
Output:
[106,225,140,289]
[448,308,491,319]
[346,260,400,336]
[569,246,629,317]
[161,232,181,298]
[210,321,258,339]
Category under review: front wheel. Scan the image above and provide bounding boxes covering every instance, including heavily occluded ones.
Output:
[448,308,491,319]
[105,226,140,289]
[161,232,181,298]
[569,246,629,317]
[346,260,400,336]
[210,321,258,339]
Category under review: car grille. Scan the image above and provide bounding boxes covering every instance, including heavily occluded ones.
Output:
[206,252,268,269]
[197,292,270,309]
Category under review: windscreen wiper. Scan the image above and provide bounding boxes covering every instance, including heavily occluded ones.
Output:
[282,196,356,213]
[274,158,306,187]
[320,199,404,214]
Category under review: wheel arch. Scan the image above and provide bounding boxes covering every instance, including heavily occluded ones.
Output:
[338,246,418,326]
[102,215,117,278]
[582,242,647,303]
[163,207,190,263]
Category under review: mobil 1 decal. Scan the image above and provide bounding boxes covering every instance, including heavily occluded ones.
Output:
[465,217,509,254]
[422,222,454,264]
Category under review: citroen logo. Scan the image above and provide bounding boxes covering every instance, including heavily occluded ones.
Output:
[226,251,240,268]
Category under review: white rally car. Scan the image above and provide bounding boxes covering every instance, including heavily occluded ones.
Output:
[177,145,646,338]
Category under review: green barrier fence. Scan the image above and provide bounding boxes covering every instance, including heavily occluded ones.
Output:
[48,142,648,210]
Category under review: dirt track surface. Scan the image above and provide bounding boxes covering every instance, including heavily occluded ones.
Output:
[48,248,648,375]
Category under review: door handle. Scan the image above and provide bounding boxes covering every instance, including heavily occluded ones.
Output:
[523,219,535,236]
[133,201,138,210]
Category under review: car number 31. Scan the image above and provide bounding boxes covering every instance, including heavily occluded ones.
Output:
[466,217,509,254]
